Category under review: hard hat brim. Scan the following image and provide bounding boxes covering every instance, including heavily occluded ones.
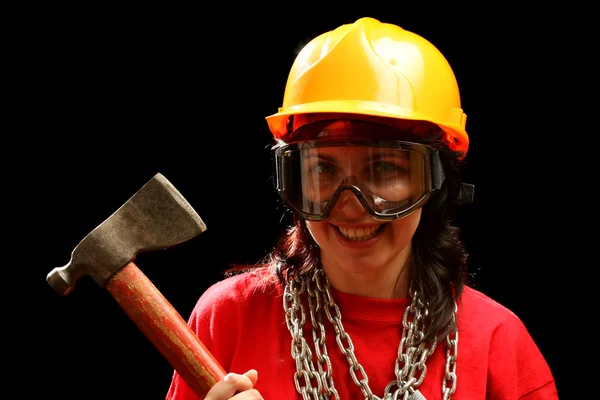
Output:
[266,100,468,154]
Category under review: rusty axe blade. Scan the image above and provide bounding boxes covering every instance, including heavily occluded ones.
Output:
[47,172,206,295]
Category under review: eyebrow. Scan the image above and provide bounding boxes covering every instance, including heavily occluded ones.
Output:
[362,150,409,162]
[362,153,385,162]
[303,150,408,163]
[303,153,337,163]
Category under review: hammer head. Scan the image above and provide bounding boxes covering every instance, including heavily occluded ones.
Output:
[47,173,206,295]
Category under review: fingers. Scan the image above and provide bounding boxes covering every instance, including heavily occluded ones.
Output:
[205,369,262,400]
[242,369,258,386]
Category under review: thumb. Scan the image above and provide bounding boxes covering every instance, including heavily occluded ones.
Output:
[243,369,258,386]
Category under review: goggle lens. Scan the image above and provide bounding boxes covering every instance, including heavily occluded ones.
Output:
[273,140,442,220]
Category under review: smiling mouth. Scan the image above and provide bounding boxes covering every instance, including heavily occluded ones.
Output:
[337,225,383,241]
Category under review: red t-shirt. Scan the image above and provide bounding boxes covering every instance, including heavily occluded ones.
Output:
[166,268,558,399]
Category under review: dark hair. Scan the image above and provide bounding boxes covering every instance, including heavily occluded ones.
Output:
[228,119,470,344]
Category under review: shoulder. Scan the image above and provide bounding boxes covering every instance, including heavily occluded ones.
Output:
[190,266,282,319]
[459,285,557,350]
[184,266,284,372]
[458,286,557,397]
[459,285,526,329]
[458,286,542,347]
[457,287,556,399]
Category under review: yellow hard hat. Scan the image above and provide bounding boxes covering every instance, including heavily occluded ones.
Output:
[265,17,468,154]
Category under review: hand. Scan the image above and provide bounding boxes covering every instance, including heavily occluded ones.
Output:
[204,369,263,399]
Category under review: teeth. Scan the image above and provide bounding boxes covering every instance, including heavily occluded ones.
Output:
[338,225,380,240]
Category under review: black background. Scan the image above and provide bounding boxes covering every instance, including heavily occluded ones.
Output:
[14,4,569,399]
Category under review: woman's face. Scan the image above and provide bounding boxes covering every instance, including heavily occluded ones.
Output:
[304,143,422,275]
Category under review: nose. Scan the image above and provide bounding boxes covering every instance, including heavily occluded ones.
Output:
[330,188,368,219]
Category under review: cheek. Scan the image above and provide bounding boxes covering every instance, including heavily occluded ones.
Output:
[390,208,422,243]
[306,220,329,247]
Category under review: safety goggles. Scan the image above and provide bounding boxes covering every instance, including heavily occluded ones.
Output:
[272,139,445,221]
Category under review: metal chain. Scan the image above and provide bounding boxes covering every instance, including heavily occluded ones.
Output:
[283,268,458,400]
[283,274,326,399]
[442,303,458,399]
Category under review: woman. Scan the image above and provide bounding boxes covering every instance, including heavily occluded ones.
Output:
[167,17,558,399]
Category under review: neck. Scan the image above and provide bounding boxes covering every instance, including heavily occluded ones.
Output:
[320,247,411,299]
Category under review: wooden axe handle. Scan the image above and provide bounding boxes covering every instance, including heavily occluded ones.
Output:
[106,261,225,397]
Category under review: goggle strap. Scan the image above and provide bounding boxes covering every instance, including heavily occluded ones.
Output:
[458,183,475,204]
[430,150,476,203]
[431,150,445,190]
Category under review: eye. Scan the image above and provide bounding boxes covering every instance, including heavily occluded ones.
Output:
[373,161,404,173]
[311,162,337,175]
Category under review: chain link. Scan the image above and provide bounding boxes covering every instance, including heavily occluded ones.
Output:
[442,302,458,399]
[284,268,458,400]
[284,275,326,399]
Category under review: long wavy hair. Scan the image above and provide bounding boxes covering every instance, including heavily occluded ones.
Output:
[228,118,471,343]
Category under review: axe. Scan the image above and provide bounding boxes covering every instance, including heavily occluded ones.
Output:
[47,172,226,397]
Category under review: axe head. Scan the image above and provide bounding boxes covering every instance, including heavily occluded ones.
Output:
[47,173,206,295]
